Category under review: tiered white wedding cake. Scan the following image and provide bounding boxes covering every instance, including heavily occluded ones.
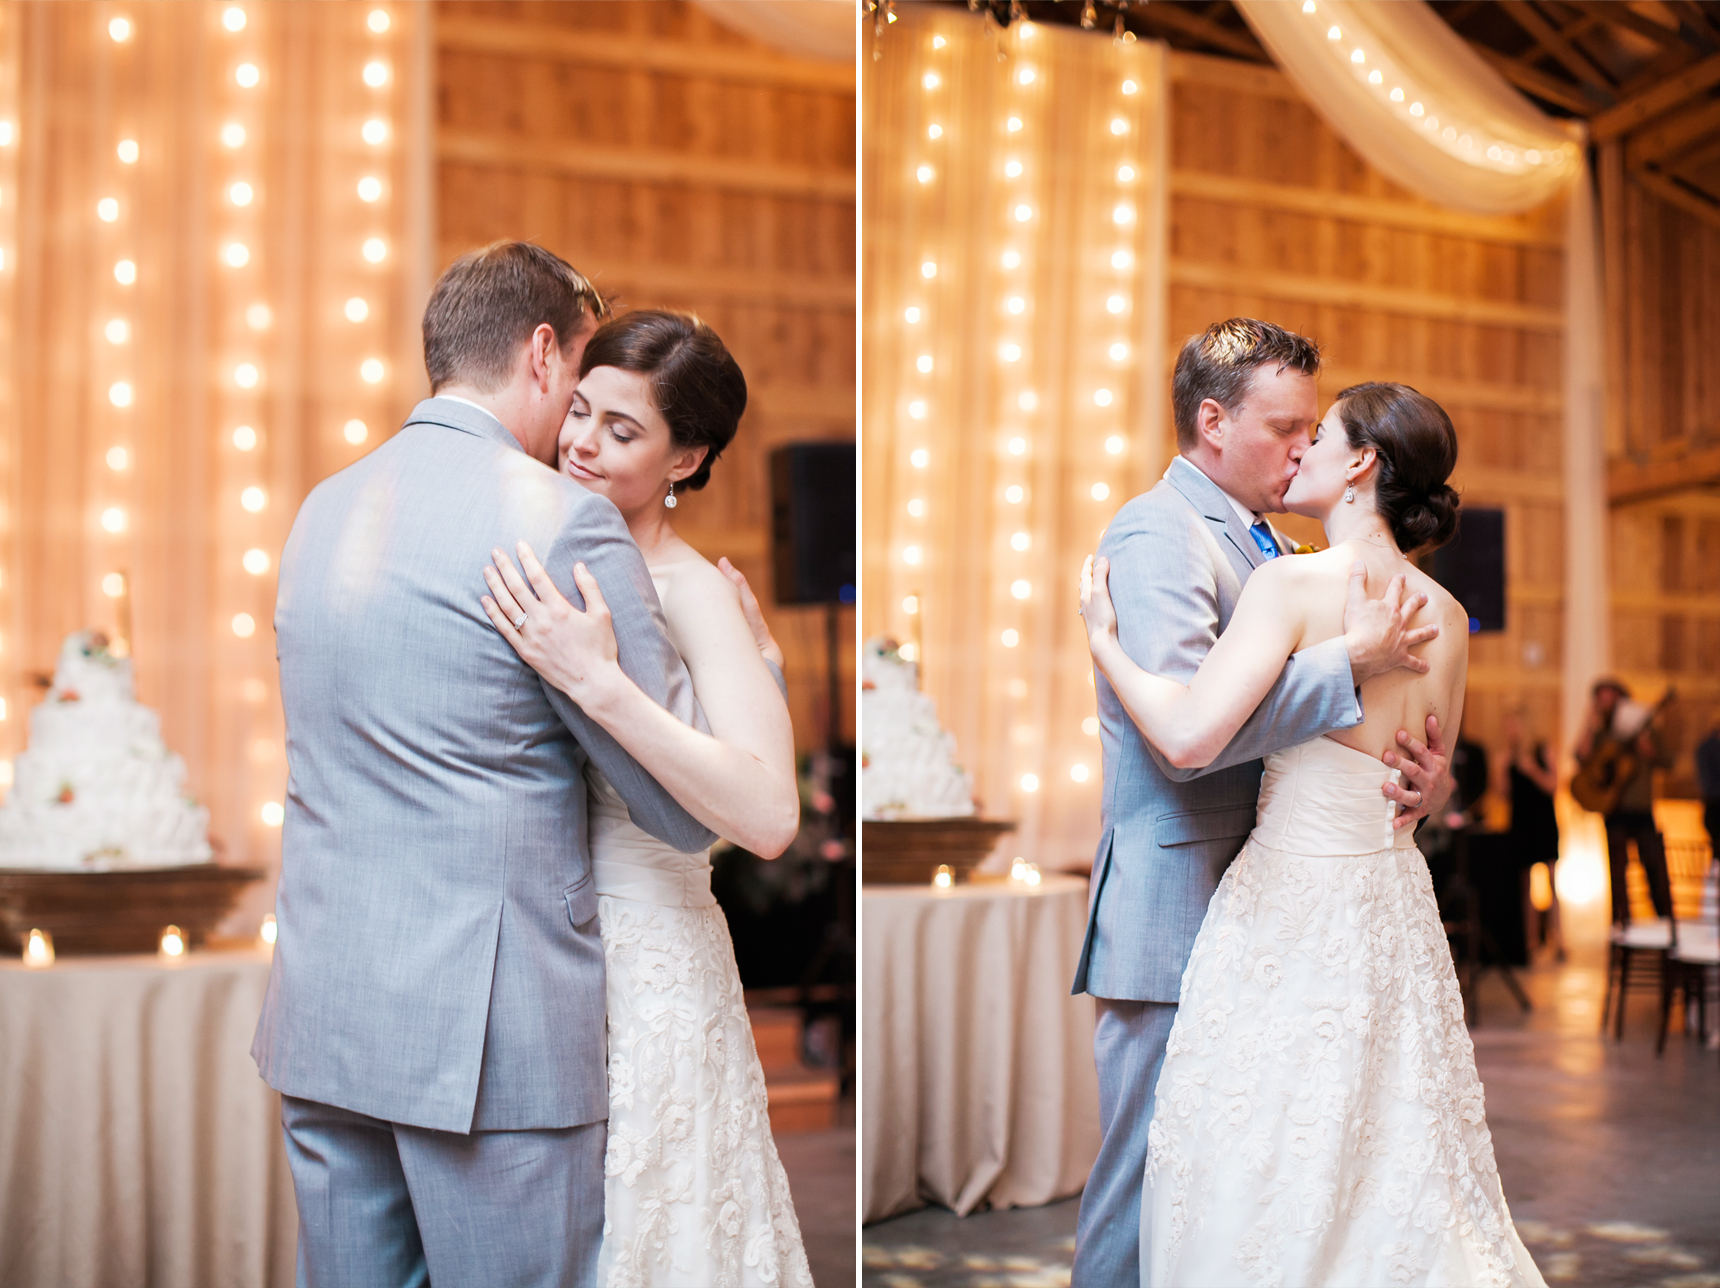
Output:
[0,631,212,870]
[860,636,976,820]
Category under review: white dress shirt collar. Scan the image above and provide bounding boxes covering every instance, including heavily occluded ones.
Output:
[436,393,508,431]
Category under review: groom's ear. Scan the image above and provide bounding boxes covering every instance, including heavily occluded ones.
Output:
[524,322,564,393]
[1195,397,1228,448]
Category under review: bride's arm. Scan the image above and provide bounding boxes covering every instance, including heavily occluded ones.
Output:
[484,543,800,858]
[1082,554,1307,769]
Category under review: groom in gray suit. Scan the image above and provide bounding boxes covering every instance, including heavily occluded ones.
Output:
[253,242,714,1287]
[1069,319,1450,1286]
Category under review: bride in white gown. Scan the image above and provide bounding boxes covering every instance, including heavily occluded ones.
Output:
[481,310,812,1287]
[1081,382,1544,1288]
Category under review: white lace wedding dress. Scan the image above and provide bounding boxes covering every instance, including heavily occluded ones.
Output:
[1143,736,1545,1288]
[588,765,812,1288]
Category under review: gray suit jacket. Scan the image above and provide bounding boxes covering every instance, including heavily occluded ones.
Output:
[252,397,717,1134]
[1071,456,1362,1003]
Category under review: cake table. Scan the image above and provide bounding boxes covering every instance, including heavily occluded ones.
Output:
[0,945,296,1287]
[862,874,1100,1222]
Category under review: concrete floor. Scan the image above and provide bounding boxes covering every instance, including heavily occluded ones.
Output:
[780,1094,857,1288]
[862,959,1720,1288]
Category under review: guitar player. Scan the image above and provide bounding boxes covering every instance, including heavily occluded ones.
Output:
[1576,678,1674,927]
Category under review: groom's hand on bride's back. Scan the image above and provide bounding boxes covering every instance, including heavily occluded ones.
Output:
[1341,561,1437,684]
[1384,715,1452,830]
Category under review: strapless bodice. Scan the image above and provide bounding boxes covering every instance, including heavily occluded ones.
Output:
[586,766,716,908]
[1253,736,1420,856]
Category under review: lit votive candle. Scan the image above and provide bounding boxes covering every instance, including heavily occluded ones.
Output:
[1010,857,1028,881]
[1025,863,1042,887]
[23,928,54,968]
[932,864,953,889]
[259,913,277,947]
[159,925,186,959]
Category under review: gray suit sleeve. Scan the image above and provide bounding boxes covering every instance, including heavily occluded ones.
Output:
[1105,502,1361,784]
[542,496,719,853]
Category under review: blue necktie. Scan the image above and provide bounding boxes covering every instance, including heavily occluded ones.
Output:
[1248,520,1281,561]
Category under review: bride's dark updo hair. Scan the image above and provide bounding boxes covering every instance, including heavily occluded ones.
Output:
[580,309,747,490]
[1335,381,1461,553]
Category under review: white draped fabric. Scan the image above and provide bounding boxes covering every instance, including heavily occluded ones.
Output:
[1237,0,1609,751]
[1234,0,1579,217]
[693,0,854,65]
[863,7,1170,868]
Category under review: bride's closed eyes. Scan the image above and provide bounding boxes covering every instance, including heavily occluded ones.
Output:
[565,394,642,446]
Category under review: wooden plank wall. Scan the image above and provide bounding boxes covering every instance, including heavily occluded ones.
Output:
[1611,490,1720,797]
[1165,52,1568,759]
[435,0,857,752]
[1604,182,1720,797]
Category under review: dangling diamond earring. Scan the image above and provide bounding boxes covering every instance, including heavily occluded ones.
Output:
[1344,485,1356,503]
[664,480,678,510]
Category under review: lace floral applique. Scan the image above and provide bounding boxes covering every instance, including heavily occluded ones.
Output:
[1145,839,1535,1287]
[598,895,812,1288]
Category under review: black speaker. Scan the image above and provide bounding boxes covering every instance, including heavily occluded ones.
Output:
[770,442,856,606]
[1430,507,1505,634]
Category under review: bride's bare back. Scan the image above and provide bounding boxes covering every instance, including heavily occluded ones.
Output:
[1277,542,1469,762]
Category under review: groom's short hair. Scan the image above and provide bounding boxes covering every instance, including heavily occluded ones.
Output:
[423,241,607,393]
[1172,318,1321,450]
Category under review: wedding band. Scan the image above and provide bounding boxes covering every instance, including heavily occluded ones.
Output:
[512,614,527,631]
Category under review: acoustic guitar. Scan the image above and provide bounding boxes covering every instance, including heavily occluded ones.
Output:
[1571,688,1675,815]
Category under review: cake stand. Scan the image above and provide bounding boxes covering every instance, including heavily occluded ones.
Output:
[0,863,266,954]
[862,817,1017,885]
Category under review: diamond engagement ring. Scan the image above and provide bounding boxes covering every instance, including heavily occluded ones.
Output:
[512,613,527,631]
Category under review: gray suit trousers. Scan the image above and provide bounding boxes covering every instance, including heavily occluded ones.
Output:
[1071,999,1178,1288]
[282,1094,604,1288]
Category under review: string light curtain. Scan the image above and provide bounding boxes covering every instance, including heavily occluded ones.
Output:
[1235,0,1606,756]
[863,7,1167,870]
[0,2,431,924]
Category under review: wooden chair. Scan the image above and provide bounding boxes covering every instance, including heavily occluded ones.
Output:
[1601,833,1686,1040]
[1656,838,1717,1056]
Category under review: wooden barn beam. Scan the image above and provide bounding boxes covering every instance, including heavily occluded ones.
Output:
[438,132,857,203]
[1631,166,1720,232]
[1499,0,1617,94]
[436,16,855,93]
[1625,96,1720,168]
[1166,259,1565,330]
[1169,169,1563,246]
[1132,4,1268,62]
[1475,45,1604,116]
[1592,52,1720,141]
[1609,445,1720,505]
[1665,132,1720,177]
[1564,1,1685,50]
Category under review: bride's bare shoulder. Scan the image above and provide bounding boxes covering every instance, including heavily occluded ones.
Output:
[1253,545,1354,588]
[653,552,750,659]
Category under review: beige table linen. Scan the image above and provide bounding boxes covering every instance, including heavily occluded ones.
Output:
[0,947,296,1288]
[863,875,1100,1223]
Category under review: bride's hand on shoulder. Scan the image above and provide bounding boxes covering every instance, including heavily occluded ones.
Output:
[481,541,624,703]
[1080,555,1119,653]
[716,556,784,670]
